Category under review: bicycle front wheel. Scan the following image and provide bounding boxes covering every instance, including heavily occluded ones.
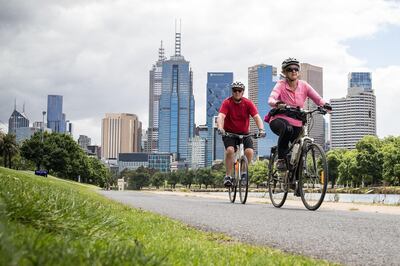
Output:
[268,150,288,208]
[239,156,249,204]
[228,160,238,203]
[298,143,328,211]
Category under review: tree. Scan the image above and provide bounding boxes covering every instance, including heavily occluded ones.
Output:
[0,133,18,168]
[249,160,268,188]
[337,150,360,187]
[20,132,46,170]
[181,170,195,188]
[356,136,383,186]
[326,149,345,187]
[167,171,180,189]
[150,172,165,189]
[380,136,400,185]
[195,168,213,189]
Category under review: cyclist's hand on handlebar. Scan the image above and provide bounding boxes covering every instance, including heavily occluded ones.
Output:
[276,101,287,110]
[257,129,266,138]
[217,128,226,136]
[323,103,332,112]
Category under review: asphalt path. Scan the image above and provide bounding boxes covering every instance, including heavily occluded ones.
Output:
[100,190,400,266]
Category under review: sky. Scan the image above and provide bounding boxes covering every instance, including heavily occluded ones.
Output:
[1,0,400,145]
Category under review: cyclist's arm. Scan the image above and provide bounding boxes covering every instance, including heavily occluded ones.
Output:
[268,81,283,107]
[252,114,265,130]
[217,112,226,130]
[305,81,325,106]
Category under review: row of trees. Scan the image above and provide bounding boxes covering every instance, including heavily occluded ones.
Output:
[327,135,400,187]
[120,160,269,190]
[0,130,112,188]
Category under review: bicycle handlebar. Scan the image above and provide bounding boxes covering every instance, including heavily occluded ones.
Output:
[224,132,262,139]
[283,105,328,116]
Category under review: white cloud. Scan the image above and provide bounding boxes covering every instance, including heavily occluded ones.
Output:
[373,65,400,137]
[1,0,400,144]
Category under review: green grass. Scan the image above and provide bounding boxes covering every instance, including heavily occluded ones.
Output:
[0,167,336,265]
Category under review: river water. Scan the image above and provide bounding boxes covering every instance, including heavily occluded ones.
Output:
[210,192,400,205]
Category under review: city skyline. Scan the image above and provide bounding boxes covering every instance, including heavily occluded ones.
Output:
[1,1,400,144]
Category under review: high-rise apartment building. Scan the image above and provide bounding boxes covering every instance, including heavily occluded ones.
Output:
[47,95,66,133]
[101,113,141,160]
[206,72,233,165]
[147,42,166,153]
[8,103,29,134]
[248,64,279,157]
[188,136,206,169]
[300,63,325,147]
[158,28,195,161]
[330,72,376,149]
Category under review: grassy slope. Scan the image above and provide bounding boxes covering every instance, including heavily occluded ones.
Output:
[0,167,335,265]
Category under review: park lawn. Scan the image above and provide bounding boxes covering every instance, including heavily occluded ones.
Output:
[0,167,336,265]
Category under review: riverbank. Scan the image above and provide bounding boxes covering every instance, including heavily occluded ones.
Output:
[147,190,400,215]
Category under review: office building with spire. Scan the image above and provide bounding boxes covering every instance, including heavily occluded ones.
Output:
[206,72,233,166]
[158,24,195,161]
[300,63,325,148]
[147,41,166,153]
[330,72,376,149]
[8,101,29,134]
[248,64,279,157]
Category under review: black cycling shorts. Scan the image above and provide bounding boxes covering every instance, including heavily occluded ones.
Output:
[222,135,254,152]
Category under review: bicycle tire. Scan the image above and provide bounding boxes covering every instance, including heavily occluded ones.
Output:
[268,150,288,208]
[228,160,238,203]
[239,156,249,204]
[298,142,328,211]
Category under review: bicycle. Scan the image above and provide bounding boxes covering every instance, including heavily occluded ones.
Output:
[224,132,263,204]
[267,106,329,211]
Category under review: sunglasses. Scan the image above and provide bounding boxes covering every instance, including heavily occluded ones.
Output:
[286,67,299,73]
[232,89,243,93]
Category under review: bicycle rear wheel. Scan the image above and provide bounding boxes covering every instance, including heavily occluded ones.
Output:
[239,156,249,204]
[228,160,238,203]
[298,143,328,211]
[268,150,288,208]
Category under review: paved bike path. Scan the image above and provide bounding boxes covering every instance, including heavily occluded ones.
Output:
[100,190,400,266]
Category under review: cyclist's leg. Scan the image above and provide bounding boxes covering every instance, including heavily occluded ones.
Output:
[222,135,236,176]
[243,136,254,163]
[270,118,292,159]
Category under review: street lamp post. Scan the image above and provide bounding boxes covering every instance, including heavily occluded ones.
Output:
[41,111,46,143]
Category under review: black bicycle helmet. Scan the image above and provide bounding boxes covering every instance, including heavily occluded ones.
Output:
[230,81,245,90]
[281,57,300,72]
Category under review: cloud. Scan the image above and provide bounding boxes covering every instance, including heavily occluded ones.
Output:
[1,0,400,144]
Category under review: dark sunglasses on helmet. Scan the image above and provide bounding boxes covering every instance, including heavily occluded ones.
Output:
[232,88,244,93]
[286,67,299,73]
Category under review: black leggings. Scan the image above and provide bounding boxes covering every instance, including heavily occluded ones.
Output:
[270,118,302,159]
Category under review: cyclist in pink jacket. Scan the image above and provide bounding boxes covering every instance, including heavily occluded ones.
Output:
[266,58,332,171]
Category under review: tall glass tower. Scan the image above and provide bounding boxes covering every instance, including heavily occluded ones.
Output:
[248,64,279,158]
[158,27,195,161]
[147,41,166,153]
[206,72,233,166]
[47,95,65,133]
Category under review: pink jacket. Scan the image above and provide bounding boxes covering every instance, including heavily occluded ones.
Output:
[267,79,325,127]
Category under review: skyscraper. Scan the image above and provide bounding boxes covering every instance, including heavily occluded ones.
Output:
[47,95,66,133]
[206,72,233,166]
[330,72,376,149]
[147,41,166,153]
[101,113,141,160]
[248,64,279,157]
[348,72,372,92]
[8,102,29,134]
[158,27,195,161]
[300,63,325,147]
